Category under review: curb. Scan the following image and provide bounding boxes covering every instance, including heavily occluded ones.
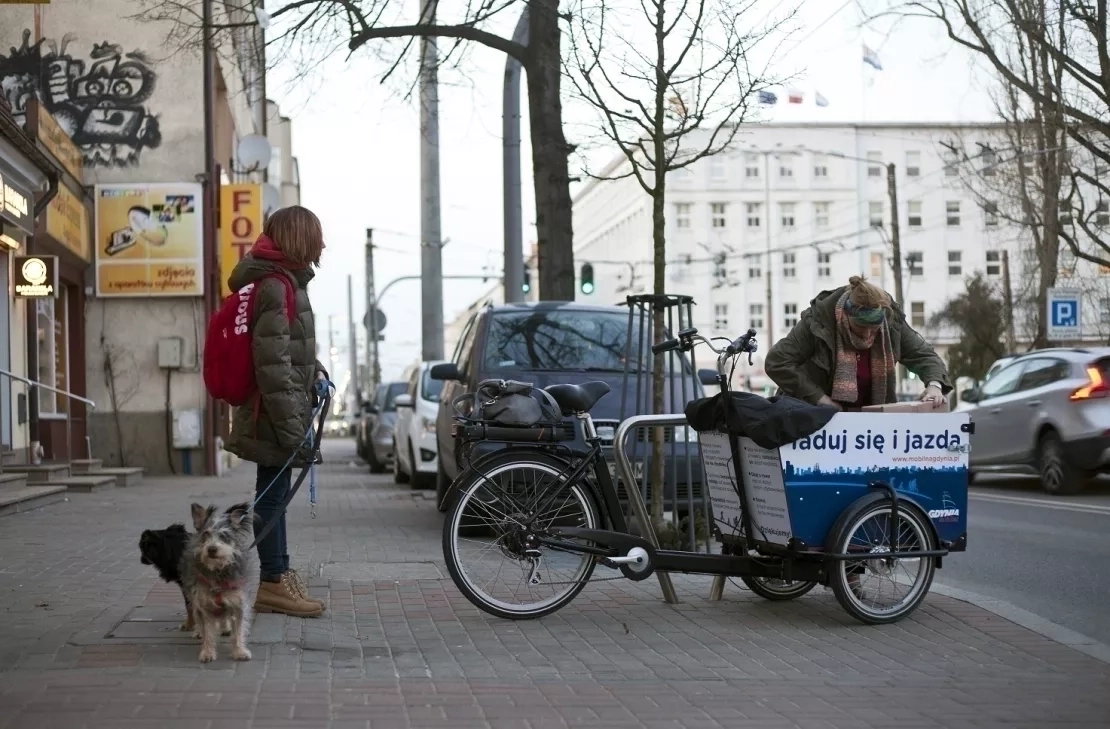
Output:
[931,580,1110,665]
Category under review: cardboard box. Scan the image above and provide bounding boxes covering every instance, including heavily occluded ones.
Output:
[862,400,950,413]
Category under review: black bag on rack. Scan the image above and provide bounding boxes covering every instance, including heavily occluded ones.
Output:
[451,379,562,427]
[685,391,839,450]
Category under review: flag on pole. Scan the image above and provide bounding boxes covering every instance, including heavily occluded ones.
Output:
[758,90,778,105]
[815,91,829,107]
[788,90,803,104]
[863,44,883,71]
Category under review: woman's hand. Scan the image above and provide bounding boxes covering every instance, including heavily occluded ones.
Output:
[919,383,946,408]
[817,395,843,411]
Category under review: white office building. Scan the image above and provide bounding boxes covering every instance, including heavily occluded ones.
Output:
[570,122,1110,390]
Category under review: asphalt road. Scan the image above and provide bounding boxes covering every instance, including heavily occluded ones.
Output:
[936,474,1110,645]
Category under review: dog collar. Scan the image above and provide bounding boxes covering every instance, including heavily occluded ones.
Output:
[196,573,243,618]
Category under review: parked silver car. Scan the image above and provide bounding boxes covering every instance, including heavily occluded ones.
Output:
[961,347,1110,494]
[358,381,408,474]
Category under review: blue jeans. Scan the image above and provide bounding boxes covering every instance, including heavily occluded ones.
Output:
[255,464,291,581]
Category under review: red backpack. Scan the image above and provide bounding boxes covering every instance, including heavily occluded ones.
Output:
[204,274,296,407]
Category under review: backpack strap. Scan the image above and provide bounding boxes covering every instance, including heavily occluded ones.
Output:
[255,272,298,323]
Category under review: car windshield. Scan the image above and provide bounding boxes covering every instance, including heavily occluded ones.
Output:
[382,382,407,411]
[483,309,661,372]
[422,368,445,402]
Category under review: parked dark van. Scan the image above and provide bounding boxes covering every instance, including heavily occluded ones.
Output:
[429,301,706,512]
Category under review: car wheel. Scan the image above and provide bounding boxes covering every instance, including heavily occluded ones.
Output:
[366,444,386,474]
[392,440,410,484]
[1038,430,1086,495]
[435,456,451,512]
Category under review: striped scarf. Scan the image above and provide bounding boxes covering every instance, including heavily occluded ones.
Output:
[831,290,897,405]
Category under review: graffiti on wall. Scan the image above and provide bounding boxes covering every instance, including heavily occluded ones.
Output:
[0,29,162,168]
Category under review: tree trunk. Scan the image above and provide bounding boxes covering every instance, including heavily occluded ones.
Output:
[524,0,575,301]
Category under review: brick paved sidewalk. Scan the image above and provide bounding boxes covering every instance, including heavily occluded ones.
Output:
[0,438,1106,729]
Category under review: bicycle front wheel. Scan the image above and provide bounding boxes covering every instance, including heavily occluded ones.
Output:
[442,452,600,620]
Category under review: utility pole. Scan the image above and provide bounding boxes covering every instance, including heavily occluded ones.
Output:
[365,228,380,390]
[763,152,774,339]
[347,276,358,405]
[886,162,904,308]
[502,6,529,304]
[1001,249,1016,352]
[419,0,445,360]
[328,314,335,370]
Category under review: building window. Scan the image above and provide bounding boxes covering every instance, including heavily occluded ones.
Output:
[942,143,960,177]
[910,301,926,327]
[784,303,799,328]
[745,154,760,178]
[905,151,921,177]
[980,144,997,176]
[868,201,883,227]
[748,256,762,279]
[908,200,922,228]
[817,252,832,277]
[674,202,691,229]
[1060,247,1076,277]
[867,151,883,177]
[814,201,830,228]
[709,155,726,180]
[1059,201,1073,227]
[983,201,998,227]
[813,154,828,178]
[779,158,794,178]
[780,203,796,229]
[870,251,884,277]
[782,252,796,279]
[749,303,764,330]
[986,250,1001,276]
[1097,199,1110,227]
[948,250,962,276]
[746,202,761,228]
[945,201,960,227]
[711,202,727,228]
[906,251,924,276]
[714,303,729,330]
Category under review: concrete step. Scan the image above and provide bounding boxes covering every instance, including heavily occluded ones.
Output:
[1,449,17,466]
[0,473,29,489]
[0,484,68,517]
[70,459,103,474]
[97,467,145,487]
[49,475,116,494]
[4,463,70,482]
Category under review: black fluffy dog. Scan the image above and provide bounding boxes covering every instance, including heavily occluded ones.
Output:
[139,524,194,631]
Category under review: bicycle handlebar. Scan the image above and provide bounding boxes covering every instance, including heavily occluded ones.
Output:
[650,327,759,365]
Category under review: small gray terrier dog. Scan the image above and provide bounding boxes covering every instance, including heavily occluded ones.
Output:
[181,502,260,663]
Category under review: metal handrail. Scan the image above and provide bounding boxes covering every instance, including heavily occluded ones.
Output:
[0,368,96,408]
[612,413,689,605]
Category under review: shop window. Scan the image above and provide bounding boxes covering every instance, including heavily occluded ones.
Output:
[36,290,69,416]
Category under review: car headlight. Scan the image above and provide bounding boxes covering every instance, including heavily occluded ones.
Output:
[422,419,436,434]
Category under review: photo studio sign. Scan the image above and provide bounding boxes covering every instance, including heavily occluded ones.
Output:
[14,255,59,298]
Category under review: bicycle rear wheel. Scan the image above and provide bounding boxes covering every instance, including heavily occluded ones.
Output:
[442,452,600,620]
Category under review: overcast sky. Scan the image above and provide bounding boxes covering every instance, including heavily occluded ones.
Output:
[267,1,997,387]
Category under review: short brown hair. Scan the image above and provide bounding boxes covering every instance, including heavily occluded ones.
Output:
[847,275,891,309]
[263,206,324,268]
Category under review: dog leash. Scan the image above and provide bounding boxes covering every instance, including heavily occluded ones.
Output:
[247,379,333,550]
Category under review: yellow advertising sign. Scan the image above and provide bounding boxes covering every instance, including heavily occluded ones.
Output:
[94,183,205,297]
[219,184,263,299]
[36,104,83,181]
[46,185,90,262]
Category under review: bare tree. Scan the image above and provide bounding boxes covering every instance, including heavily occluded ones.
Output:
[868,0,1110,276]
[139,0,579,300]
[565,0,793,522]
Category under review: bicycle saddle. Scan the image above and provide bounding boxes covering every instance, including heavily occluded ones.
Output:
[545,381,611,415]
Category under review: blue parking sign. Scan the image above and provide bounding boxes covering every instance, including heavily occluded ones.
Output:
[1046,288,1081,340]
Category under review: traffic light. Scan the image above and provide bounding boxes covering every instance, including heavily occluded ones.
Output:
[580,263,595,295]
[522,264,531,294]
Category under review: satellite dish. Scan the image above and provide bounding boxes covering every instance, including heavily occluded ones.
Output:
[262,183,280,216]
[236,134,272,173]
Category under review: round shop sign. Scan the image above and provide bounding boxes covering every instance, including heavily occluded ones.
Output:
[21,257,47,286]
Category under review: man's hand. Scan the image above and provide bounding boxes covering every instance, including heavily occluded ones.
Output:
[919,383,946,408]
[817,395,843,411]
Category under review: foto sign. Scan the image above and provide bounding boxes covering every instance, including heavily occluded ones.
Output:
[1046,287,1081,340]
[220,184,262,298]
[13,255,58,298]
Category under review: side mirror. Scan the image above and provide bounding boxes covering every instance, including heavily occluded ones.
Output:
[697,368,719,386]
[430,362,462,381]
[394,394,413,408]
[961,388,981,404]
